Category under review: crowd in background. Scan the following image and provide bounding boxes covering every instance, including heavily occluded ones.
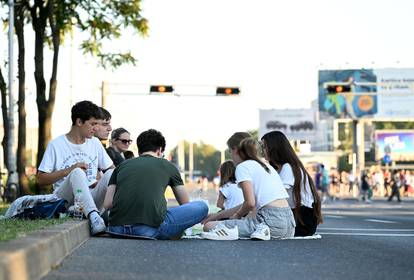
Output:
[310,165,414,203]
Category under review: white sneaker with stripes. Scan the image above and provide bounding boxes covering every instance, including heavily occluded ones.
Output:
[201,223,239,240]
[250,223,271,240]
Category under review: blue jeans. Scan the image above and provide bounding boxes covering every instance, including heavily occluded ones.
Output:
[107,201,208,240]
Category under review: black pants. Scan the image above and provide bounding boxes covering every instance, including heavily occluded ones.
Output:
[388,186,401,202]
[294,206,318,237]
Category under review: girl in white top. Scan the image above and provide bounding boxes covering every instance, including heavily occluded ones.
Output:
[216,161,244,210]
[261,131,322,236]
[202,132,295,240]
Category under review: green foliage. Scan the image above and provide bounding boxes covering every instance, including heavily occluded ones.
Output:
[337,122,353,151]
[337,155,352,172]
[0,208,67,242]
[374,121,414,130]
[73,0,148,68]
[0,0,148,69]
[247,129,259,140]
[170,141,221,179]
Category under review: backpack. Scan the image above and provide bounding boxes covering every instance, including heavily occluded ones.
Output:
[14,199,67,219]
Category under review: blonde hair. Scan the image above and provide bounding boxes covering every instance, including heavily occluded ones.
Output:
[227,132,269,173]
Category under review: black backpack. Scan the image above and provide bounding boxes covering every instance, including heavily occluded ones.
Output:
[14,199,67,219]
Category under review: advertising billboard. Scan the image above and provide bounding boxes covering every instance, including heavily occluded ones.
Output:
[318,68,414,119]
[375,130,414,162]
[259,109,316,142]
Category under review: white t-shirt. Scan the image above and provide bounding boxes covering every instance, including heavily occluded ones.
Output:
[38,135,113,190]
[220,182,244,209]
[279,163,314,209]
[235,160,288,210]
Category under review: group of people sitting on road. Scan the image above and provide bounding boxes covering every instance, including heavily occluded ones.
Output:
[36,100,322,240]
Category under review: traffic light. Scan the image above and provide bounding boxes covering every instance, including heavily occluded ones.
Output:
[216,87,240,96]
[150,85,174,93]
[326,84,351,94]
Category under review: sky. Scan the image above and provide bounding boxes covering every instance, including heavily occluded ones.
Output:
[3,0,414,152]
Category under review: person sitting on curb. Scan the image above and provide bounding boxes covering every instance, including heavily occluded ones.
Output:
[94,107,112,145]
[201,132,295,241]
[104,129,208,240]
[106,127,133,167]
[37,100,115,235]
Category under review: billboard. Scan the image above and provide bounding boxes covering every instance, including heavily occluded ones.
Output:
[375,130,414,162]
[318,68,414,119]
[259,109,316,141]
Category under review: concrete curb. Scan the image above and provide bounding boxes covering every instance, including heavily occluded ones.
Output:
[0,220,90,280]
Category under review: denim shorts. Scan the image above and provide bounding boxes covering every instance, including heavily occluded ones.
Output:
[223,206,296,239]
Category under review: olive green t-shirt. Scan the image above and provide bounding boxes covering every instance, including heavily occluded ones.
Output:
[108,155,184,227]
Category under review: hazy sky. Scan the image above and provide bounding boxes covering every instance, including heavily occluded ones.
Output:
[3,0,414,151]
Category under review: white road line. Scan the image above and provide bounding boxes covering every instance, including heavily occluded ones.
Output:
[320,228,414,231]
[324,215,344,218]
[317,232,414,237]
[364,219,398,224]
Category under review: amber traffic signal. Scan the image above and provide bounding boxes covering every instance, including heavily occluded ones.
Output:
[326,84,351,94]
[150,85,174,93]
[216,87,240,95]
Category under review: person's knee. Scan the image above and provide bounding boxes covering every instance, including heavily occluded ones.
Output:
[69,167,87,179]
[194,201,209,217]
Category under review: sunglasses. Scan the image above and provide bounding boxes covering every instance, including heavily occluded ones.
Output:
[117,138,132,144]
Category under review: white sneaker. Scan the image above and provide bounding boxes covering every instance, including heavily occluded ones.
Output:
[201,223,239,240]
[250,223,271,240]
[90,213,106,236]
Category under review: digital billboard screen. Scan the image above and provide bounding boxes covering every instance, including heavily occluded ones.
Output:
[375,130,414,162]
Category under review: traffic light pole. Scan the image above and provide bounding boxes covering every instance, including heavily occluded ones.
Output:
[351,118,366,177]
[352,119,358,174]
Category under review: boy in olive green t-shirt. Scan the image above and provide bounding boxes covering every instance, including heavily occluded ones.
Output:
[104,129,208,240]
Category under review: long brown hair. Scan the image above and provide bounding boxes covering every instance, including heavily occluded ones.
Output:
[261,131,323,225]
[227,132,269,173]
[219,160,236,186]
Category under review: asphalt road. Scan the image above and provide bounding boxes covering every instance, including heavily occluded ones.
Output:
[44,198,414,280]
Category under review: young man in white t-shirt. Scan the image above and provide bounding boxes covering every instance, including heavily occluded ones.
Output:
[37,101,115,235]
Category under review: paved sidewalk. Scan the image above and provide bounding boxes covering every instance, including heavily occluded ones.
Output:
[0,220,90,280]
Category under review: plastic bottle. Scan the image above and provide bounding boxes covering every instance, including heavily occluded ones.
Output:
[73,189,84,220]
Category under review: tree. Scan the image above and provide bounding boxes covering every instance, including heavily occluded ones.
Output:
[15,1,30,194]
[170,141,221,180]
[0,66,9,170]
[1,0,148,194]
[27,0,148,168]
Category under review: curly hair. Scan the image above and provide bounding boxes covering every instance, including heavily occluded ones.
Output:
[71,100,101,125]
[136,129,166,155]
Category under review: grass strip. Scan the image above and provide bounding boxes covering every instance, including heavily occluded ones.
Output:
[0,203,67,242]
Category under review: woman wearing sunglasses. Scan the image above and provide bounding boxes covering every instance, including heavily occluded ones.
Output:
[106,127,133,166]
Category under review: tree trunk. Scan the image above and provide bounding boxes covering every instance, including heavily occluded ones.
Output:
[0,68,9,169]
[31,1,48,193]
[47,0,59,153]
[16,5,30,195]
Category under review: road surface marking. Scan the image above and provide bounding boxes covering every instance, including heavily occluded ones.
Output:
[324,215,344,219]
[364,219,398,224]
[320,228,414,231]
[317,232,414,237]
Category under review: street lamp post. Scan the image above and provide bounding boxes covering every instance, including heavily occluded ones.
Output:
[6,0,19,202]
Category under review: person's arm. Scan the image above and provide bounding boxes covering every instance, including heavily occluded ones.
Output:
[216,191,225,210]
[103,184,117,209]
[229,181,255,219]
[36,162,88,186]
[201,204,242,224]
[172,185,190,205]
